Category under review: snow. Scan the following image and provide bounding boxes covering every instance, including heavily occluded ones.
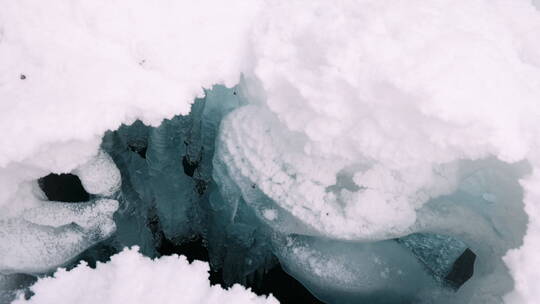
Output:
[12,247,278,304]
[221,0,540,301]
[0,0,260,167]
[232,0,540,239]
[73,151,121,196]
[0,149,120,274]
[504,166,540,304]
[1,0,540,302]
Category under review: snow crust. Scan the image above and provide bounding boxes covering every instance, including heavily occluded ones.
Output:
[12,247,278,304]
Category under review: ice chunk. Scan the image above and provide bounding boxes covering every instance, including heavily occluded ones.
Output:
[397,233,470,288]
[73,151,121,197]
[216,104,458,240]
[0,151,121,275]
[215,99,531,302]
[0,200,117,274]
[273,234,434,304]
[245,3,540,301]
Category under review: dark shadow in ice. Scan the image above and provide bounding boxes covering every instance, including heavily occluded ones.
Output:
[445,248,476,290]
[38,173,90,202]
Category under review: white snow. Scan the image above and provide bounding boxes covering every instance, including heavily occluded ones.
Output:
[12,247,278,304]
[229,0,540,239]
[73,151,121,196]
[1,0,540,303]
[504,165,540,304]
[221,0,540,302]
[0,0,260,167]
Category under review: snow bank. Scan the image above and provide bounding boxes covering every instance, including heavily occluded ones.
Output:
[13,247,278,304]
[0,0,260,167]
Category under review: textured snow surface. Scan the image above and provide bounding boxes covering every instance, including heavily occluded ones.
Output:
[1,0,540,303]
[238,2,540,302]
[0,0,260,167]
[236,0,540,239]
[12,247,278,304]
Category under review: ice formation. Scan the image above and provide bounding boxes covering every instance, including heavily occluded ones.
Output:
[1,0,540,303]
[12,247,278,304]
[0,150,119,275]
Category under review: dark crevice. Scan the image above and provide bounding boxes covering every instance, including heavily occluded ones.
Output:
[38,173,89,202]
[445,248,476,290]
[162,237,323,304]
[182,155,199,177]
[247,264,325,304]
[157,235,210,263]
[146,211,321,304]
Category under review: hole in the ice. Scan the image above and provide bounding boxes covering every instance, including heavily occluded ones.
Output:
[38,173,90,202]
[19,74,26,80]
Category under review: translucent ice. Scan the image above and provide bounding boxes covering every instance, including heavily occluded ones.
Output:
[214,93,531,302]
[273,234,434,304]
[72,85,533,303]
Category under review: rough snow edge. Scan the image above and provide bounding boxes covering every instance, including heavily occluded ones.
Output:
[12,247,279,304]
